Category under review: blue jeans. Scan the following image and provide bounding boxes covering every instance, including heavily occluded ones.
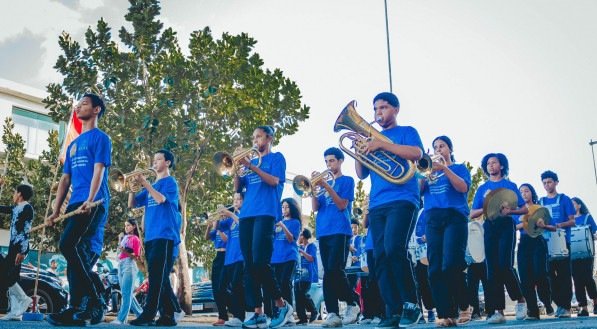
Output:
[369,200,418,316]
[426,208,468,318]
[117,258,143,322]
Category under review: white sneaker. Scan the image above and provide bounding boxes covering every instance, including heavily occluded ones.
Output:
[174,311,184,321]
[515,302,527,320]
[359,318,372,324]
[110,319,123,324]
[225,317,243,327]
[322,313,343,328]
[342,304,360,325]
[371,317,382,325]
[487,312,506,324]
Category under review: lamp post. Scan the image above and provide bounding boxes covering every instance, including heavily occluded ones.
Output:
[384,0,393,92]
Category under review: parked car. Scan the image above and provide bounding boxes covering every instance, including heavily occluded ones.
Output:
[0,264,68,314]
[191,281,217,313]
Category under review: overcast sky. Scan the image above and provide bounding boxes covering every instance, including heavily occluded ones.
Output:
[1,0,596,212]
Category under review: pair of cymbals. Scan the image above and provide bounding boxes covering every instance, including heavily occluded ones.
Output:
[483,188,518,221]
[523,204,552,238]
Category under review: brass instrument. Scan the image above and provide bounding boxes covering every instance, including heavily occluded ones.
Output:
[198,204,234,225]
[352,207,363,218]
[334,101,416,184]
[127,206,145,218]
[213,147,262,178]
[417,153,447,183]
[292,170,335,198]
[109,167,157,193]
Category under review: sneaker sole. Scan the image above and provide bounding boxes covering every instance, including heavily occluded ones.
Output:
[399,313,422,328]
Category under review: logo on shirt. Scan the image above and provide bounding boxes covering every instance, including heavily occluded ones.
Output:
[70,143,77,158]
[483,189,492,199]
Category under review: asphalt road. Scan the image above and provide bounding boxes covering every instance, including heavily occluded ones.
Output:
[2,316,597,328]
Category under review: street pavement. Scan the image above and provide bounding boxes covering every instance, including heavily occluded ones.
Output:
[2,315,597,328]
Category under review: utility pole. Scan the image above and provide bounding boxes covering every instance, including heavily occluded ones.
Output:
[591,139,597,184]
[384,0,393,92]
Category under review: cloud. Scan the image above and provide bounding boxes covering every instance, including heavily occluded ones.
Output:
[0,30,45,86]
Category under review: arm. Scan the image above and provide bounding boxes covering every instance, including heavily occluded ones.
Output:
[556,214,576,229]
[299,248,314,262]
[355,161,370,180]
[45,174,71,225]
[79,163,106,212]
[470,208,484,219]
[218,230,228,243]
[366,139,423,161]
[319,180,349,211]
[435,163,468,193]
[246,162,279,187]
[138,176,166,204]
[277,221,296,243]
[311,193,320,212]
[128,192,136,208]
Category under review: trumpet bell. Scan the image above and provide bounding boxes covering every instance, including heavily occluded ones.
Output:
[109,168,156,193]
[213,151,236,178]
[213,147,262,178]
[109,168,127,193]
[292,175,313,197]
[417,153,446,182]
[292,170,335,198]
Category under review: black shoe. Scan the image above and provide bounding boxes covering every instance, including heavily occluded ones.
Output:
[309,310,319,323]
[375,315,400,328]
[73,298,103,324]
[545,304,555,316]
[399,303,422,328]
[130,316,157,327]
[296,319,308,325]
[579,309,590,317]
[47,308,86,326]
[156,315,177,326]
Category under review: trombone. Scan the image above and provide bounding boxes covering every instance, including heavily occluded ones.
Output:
[292,170,335,198]
[109,165,157,193]
[213,147,262,178]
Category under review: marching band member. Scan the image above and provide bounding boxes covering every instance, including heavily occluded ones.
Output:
[466,245,491,321]
[220,192,246,327]
[470,153,527,324]
[515,183,552,320]
[129,149,181,326]
[539,170,575,318]
[355,92,425,327]
[312,147,360,327]
[294,228,319,325]
[421,136,470,327]
[359,202,384,325]
[234,125,293,329]
[571,196,597,316]
[0,184,34,321]
[204,205,232,326]
[46,93,112,326]
[348,219,363,289]
[271,198,302,317]
[412,210,435,324]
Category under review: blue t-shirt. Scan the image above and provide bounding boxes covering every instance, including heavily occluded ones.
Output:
[315,175,354,238]
[239,152,286,219]
[349,234,363,266]
[540,194,575,242]
[364,230,374,251]
[271,218,301,264]
[422,163,471,217]
[224,220,243,266]
[63,128,112,207]
[576,214,597,234]
[472,179,525,218]
[135,176,180,243]
[299,243,319,283]
[209,218,232,249]
[367,126,424,210]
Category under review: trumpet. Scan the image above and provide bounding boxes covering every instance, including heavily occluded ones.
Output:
[417,153,447,183]
[334,101,416,184]
[197,204,234,225]
[292,170,335,198]
[109,167,157,193]
[213,147,262,178]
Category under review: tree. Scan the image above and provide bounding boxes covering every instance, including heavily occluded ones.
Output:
[465,161,486,213]
[43,0,309,312]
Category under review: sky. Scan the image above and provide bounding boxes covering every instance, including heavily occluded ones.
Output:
[0,0,596,212]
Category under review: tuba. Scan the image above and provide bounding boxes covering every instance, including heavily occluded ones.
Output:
[292,170,335,198]
[334,100,416,184]
[213,147,262,178]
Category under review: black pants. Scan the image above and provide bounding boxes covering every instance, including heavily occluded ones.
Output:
[294,281,316,322]
[68,252,105,308]
[517,235,550,317]
[139,238,176,320]
[239,216,281,311]
[549,246,573,309]
[415,262,434,311]
[223,261,246,320]
[0,245,22,288]
[467,262,491,316]
[369,200,418,316]
[426,208,468,318]
[361,250,384,319]
[273,261,296,306]
[59,202,105,305]
[483,216,523,311]
[211,251,228,320]
[319,234,358,315]
[572,258,597,307]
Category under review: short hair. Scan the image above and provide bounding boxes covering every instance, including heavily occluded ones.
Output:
[351,219,360,226]
[257,125,275,137]
[301,228,312,240]
[519,183,538,204]
[373,92,400,108]
[156,149,175,169]
[16,184,33,201]
[324,147,344,161]
[541,170,559,182]
[83,93,106,119]
[572,197,589,215]
[481,153,509,177]
[281,197,302,221]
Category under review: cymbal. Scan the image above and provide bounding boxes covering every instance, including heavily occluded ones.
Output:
[523,205,552,238]
[483,188,518,221]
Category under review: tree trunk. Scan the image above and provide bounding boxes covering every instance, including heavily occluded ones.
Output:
[176,237,193,314]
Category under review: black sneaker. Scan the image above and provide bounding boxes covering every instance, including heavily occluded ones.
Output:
[399,303,422,328]
[156,315,177,326]
[130,315,157,326]
[46,308,86,326]
[579,309,590,317]
[73,298,102,323]
[375,315,400,329]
